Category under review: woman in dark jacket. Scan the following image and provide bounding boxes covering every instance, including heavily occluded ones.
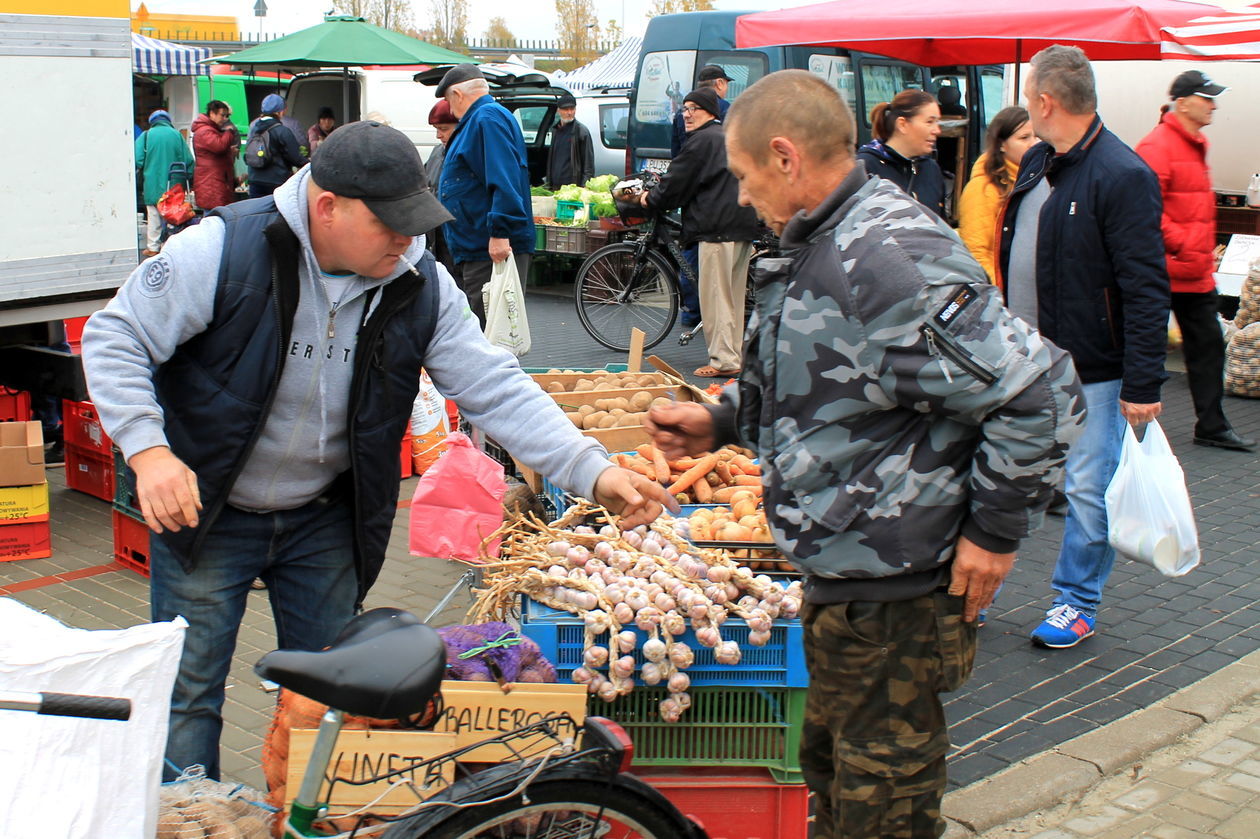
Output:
[856,89,946,219]
[641,87,760,377]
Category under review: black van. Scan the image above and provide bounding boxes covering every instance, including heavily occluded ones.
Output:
[628,11,1006,213]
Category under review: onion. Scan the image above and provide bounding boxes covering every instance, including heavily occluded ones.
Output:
[642,638,667,662]
[584,646,609,668]
[668,643,694,669]
[612,602,634,625]
[546,541,570,557]
[615,630,637,654]
[668,671,691,693]
[714,640,742,665]
[641,661,663,685]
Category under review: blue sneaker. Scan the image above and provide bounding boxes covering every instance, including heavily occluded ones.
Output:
[1031,604,1095,648]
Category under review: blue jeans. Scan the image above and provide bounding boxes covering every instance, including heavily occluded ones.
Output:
[1050,379,1126,616]
[680,244,701,325]
[151,494,358,781]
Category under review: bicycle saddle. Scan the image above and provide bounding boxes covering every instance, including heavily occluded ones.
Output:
[254,608,447,719]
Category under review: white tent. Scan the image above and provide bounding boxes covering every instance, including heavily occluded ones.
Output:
[132,33,211,76]
[554,36,641,91]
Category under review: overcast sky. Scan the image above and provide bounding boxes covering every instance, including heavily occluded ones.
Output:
[139,0,824,43]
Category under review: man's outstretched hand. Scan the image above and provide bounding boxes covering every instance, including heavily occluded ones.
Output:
[645,402,715,461]
[593,467,680,529]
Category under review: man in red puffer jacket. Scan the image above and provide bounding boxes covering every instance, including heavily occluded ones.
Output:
[1136,70,1255,451]
[191,100,239,211]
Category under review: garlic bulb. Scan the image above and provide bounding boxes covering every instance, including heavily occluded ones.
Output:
[714,640,742,665]
[642,637,667,662]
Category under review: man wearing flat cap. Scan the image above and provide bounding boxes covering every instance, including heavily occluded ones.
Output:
[546,89,595,190]
[82,120,673,782]
[1137,70,1255,453]
[640,87,759,378]
[436,63,536,327]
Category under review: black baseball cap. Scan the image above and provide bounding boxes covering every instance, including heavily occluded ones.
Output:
[1170,70,1227,100]
[698,64,732,82]
[436,63,485,97]
[311,120,453,237]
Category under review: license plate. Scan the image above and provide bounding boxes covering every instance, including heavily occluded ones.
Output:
[644,158,671,174]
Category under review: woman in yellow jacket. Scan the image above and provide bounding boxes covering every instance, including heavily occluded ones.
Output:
[958,107,1037,283]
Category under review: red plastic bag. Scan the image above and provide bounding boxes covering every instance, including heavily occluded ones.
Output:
[157,183,195,226]
[409,432,506,563]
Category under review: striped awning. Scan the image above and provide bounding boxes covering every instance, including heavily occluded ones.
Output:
[554,36,641,91]
[132,33,212,75]
[1161,4,1260,60]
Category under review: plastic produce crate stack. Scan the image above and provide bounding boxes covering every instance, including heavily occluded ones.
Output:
[63,400,114,501]
[111,447,149,577]
[630,767,809,839]
[0,388,31,423]
[0,421,51,562]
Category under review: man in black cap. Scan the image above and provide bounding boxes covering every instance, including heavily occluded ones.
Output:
[637,88,759,378]
[435,62,536,327]
[670,64,732,158]
[82,119,673,781]
[1137,70,1254,453]
[546,89,595,190]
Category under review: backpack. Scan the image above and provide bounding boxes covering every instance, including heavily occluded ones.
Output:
[244,123,274,169]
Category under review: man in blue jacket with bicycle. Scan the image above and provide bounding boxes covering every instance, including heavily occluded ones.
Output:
[996,46,1170,649]
[437,64,536,328]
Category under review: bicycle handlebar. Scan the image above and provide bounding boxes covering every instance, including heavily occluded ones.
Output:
[0,690,132,721]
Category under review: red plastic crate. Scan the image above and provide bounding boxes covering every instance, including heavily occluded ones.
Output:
[631,767,810,839]
[62,400,112,455]
[0,388,31,422]
[65,444,114,501]
[112,508,150,577]
[65,316,89,354]
[0,520,51,561]
[401,432,413,479]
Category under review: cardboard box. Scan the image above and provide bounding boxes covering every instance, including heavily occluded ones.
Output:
[0,520,51,561]
[0,482,49,524]
[0,422,44,487]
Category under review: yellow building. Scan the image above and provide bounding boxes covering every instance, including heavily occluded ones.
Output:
[132,3,238,40]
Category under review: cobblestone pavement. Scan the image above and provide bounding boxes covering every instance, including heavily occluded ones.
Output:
[972,693,1260,839]
[2,287,1258,818]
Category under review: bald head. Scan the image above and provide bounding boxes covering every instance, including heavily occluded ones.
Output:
[725,70,855,166]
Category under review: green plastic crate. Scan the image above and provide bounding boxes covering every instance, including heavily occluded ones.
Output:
[591,685,806,783]
[534,225,546,252]
[555,200,591,222]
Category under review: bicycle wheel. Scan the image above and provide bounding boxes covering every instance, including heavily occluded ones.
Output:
[575,243,679,352]
[385,776,692,839]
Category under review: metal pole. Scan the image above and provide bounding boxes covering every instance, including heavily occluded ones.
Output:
[342,65,351,124]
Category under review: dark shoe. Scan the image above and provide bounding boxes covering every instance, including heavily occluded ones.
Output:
[250,577,267,591]
[1193,429,1256,452]
[44,439,64,467]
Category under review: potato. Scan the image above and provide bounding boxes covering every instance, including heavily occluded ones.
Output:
[575,378,595,391]
[566,411,583,428]
[610,407,626,416]
[594,398,612,411]
[577,404,595,416]
[651,396,672,409]
[592,382,614,391]
[612,397,631,411]
[547,368,562,375]
[583,410,609,429]
[233,815,271,839]
[631,411,647,423]
[545,381,565,393]
[598,414,620,428]
[615,413,639,427]
[629,391,653,411]
[155,812,185,839]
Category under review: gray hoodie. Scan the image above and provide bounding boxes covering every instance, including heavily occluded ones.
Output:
[82,166,612,511]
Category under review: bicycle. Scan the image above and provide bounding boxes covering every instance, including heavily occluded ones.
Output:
[573,177,776,353]
[284,606,710,837]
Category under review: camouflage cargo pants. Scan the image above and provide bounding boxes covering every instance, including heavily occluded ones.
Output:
[800,589,977,839]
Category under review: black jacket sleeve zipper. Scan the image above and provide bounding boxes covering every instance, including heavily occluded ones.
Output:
[922,324,998,385]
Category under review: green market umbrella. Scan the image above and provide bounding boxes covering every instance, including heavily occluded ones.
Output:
[213,16,469,123]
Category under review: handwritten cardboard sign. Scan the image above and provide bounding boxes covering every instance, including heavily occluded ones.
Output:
[286,729,456,816]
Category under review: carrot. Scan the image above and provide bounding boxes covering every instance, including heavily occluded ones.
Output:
[667,454,719,494]
[651,448,670,484]
[635,443,655,459]
[616,453,656,478]
[727,461,745,477]
[733,474,762,487]
[693,475,713,503]
[712,486,740,504]
[714,461,733,485]
[731,455,759,475]
[669,456,698,470]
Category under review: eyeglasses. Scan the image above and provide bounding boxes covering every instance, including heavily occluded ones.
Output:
[682,106,700,114]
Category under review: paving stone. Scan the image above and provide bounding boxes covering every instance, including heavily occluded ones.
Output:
[1167,789,1240,820]
[1198,737,1257,767]
[1111,779,1180,812]
[1215,809,1260,839]
[1150,801,1219,831]
[1192,777,1258,806]
[1061,804,1132,833]
[1223,770,1260,793]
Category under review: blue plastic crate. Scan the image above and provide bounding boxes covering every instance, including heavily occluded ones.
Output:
[521,598,806,688]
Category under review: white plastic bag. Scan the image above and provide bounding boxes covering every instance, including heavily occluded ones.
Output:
[1104,420,1200,576]
[410,368,451,474]
[1247,173,1260,208]
[0,598,186,839]
[483,257,531,356]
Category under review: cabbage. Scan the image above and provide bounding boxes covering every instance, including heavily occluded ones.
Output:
[584,174,619,193]
[555,184,584,202]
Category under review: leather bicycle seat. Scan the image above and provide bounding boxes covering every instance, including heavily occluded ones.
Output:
[255,608,447,719]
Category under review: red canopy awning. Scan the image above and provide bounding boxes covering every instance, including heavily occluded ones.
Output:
[1161,3,1260,59]
[736,0,1230,65]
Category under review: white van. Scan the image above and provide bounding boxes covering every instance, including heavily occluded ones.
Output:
[574,86,632,178]
[285,68,442,159]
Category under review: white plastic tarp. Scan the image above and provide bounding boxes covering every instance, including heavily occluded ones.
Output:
[554,36,641,91]
[0,598,186,839]
[133,32,212,75]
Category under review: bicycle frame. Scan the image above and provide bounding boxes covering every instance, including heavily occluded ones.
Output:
[621,214,697,299]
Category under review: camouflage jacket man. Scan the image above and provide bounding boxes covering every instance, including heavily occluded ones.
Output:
[710,162,1086,603]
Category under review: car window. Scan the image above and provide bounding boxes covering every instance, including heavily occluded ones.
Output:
[634,50,697,126]
[696,51,768,100]
[513,106,551,144]
[599,103,629,150]
[981,67,1005,125]
[860,63,923,124]
[809,54,855,113]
